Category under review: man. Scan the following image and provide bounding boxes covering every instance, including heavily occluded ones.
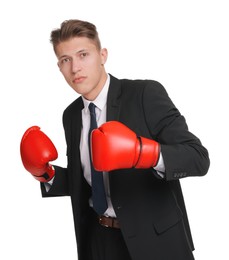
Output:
[20,19,210,260]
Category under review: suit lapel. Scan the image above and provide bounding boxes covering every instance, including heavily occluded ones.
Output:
[71,97,84,151]
[69,98,84,190]
[106,74,122,121]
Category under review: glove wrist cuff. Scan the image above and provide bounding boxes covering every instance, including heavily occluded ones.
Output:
[33,164,55,182]
[135,137,160,168]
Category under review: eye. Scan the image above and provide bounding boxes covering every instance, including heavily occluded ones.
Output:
[80,52,88,58]
[61,57,71,63]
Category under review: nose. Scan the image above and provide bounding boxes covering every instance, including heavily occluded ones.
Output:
[71,58,81,74]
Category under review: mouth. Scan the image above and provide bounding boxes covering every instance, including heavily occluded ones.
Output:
[73,76,86,84]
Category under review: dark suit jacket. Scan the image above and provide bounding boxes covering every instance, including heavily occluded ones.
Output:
[41,74,210,260]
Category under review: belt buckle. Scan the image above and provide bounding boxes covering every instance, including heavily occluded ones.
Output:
[99,216,109,228]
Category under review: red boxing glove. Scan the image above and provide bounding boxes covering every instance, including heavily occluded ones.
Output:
[91,121,160,172]
[20,126,58,182]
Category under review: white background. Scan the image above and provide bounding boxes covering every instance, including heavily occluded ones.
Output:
[1,0,228,259]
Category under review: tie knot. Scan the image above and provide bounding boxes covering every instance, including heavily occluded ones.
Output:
[89,102,96,114]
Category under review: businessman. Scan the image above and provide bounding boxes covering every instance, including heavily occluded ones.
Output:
[20,19,210,260]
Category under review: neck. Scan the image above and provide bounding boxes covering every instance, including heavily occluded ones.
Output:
[84,70,108,101]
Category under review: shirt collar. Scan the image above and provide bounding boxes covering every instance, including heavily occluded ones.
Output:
[82,74,110,112]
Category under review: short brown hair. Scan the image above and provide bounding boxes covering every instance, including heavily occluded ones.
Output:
[50,19,101,53]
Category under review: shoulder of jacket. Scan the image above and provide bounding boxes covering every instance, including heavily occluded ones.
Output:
[63,96,83,120]
[118,78,165,93]
[109,74,164,89]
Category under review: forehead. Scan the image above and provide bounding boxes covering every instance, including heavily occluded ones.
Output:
[56,37,98,58]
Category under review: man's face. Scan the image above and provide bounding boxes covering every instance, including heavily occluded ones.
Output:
[56,37,108,100]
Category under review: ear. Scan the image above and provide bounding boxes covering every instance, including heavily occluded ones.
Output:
[100,48,108,65]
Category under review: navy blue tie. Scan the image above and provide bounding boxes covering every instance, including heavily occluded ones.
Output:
[88,103,108,215]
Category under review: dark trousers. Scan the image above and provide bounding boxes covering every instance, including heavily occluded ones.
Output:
[86,209,132,260]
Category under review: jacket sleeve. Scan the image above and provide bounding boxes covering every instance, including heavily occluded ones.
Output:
[40,165,70,197]
[143,81,210,181]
